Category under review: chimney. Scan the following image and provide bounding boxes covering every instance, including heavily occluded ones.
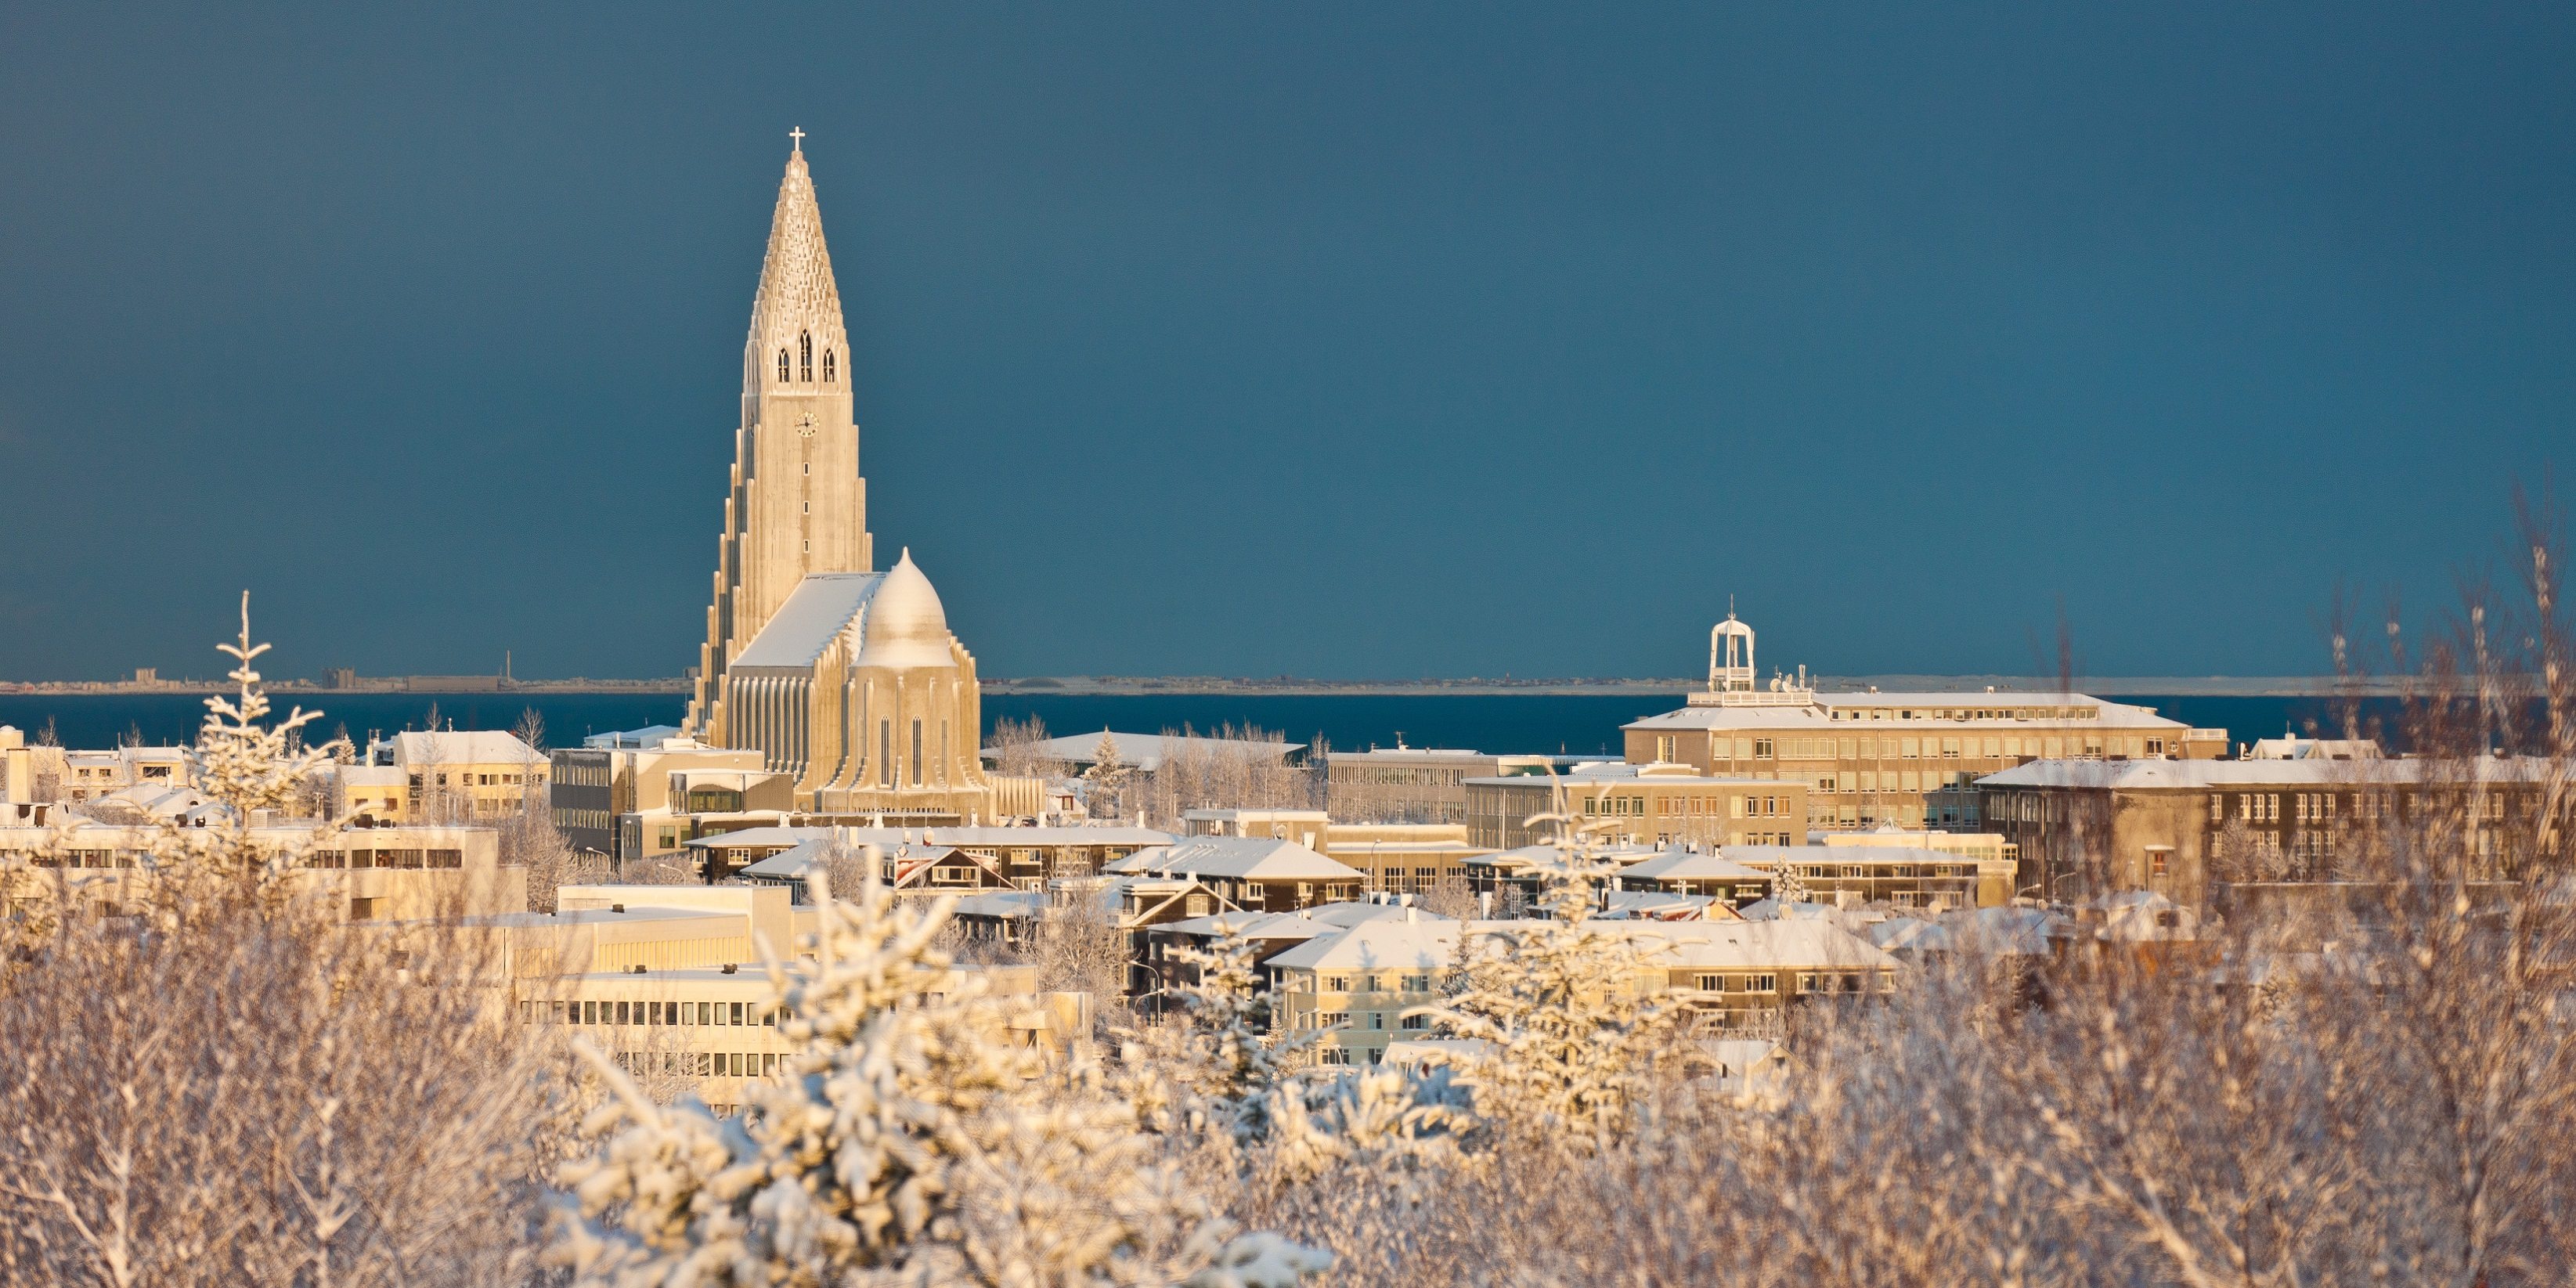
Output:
[1405,905,1416,924]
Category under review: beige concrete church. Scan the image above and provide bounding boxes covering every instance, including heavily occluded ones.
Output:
[684,135,1031,821]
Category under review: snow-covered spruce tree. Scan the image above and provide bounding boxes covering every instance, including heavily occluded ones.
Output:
[0,601,565,1286]
[1424,796,1678,1149]
[1119,928,1307,1146]
[550,868,1327,1288]
[1083,731,1129,822]
[157,591,340,915]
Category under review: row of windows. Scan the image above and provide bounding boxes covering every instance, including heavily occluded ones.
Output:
[1693,972,1779,993]
[611,1049,781,1080]
[1708,734,2154,763]
[556,807,614,833]
[24,846,471,871]
[776,332,837,384]
[552,759,612,788]
[1824,705,2100,723]
[1317,972,1440,994]
[1583,793,1791,819]
[521,998,777,1027]
[409,771,541,790]
[1303,1011,1433,1033]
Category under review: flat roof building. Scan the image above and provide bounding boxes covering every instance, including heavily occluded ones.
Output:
[1463,760,1809,850]
[1623,614,2228,832]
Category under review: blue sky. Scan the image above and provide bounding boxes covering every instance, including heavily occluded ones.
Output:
[1,3,2568,681]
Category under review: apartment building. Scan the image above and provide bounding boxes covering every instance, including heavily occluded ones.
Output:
[1621,615,2227,832]
[1313,822,1491,894]
[0,821,520,921]
[1978,756,2560,906]
[366,731,547,822]
[1723,843,2017,911]
[1463,761,1810,850]
[1268,916,1897,1064]
[464,883,1080,1113]
[548,727,775,859]
[685,823,1175,883]
[1323,746,1586,824]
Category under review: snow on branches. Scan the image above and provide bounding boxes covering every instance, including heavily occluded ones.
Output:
[550,862,1328,1288]
[1423,794,1679,1148]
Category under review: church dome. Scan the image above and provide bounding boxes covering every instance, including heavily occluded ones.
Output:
[855,549,955,670]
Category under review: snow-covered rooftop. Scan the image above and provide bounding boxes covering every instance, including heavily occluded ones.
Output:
[1625,692,2188,732]
[731,573,885,669]
[982,731,1305,772]
[1979,756,2556,791]
[1103,836,1364,882]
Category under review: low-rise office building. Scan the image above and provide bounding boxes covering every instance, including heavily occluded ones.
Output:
[1464,761,1810,850]
[1978,756,2560,906]
[1621,615,2227,831]
[1268,916,1897,1064]
[366,731,548,822]
[1723,843,2017,911]
[1323,745,1586,824]
[0,821,520,921]
[549,729,776,859]
[1313,822,1491,895]
[684,824,1174,883]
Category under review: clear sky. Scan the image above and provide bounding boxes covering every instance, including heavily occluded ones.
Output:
[2,3,2569,683]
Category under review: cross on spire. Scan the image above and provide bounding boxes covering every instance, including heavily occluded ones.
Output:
[789,127,805,151]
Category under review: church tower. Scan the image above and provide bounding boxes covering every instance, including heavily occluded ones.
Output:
[687,132,873,743]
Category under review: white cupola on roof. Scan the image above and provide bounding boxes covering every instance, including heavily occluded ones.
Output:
[1710,611,1757,694]
[855,548,954,670]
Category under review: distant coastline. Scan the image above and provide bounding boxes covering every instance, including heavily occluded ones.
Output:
[0,673,2400,698]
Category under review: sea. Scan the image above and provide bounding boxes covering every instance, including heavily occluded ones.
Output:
[0,690,2360,757]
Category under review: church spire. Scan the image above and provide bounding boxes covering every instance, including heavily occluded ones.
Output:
[744,132,849,400]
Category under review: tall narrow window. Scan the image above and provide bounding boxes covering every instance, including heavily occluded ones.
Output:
[822,350,835,383]
[777,349,790,382]
[911,720,923,785]
[879,720,892,787]
[799,331,813,382]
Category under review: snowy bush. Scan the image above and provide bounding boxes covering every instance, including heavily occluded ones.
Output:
[550,868,1327,1288]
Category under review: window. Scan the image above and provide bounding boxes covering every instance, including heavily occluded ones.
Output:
[1401,1013,1427,1030]
[777,348,790,382]
[879,720,893,786]
[1320,1046,1351,1066]
[1753,738,1774,759]
[1369,1012,1384,1030]
[799,330,813,381]
[911,720,923,786]
[822,349,835,382]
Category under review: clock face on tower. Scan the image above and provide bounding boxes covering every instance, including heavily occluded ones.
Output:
[798,413,816,439]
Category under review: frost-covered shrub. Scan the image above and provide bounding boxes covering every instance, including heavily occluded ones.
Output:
[551,871,1327,1288]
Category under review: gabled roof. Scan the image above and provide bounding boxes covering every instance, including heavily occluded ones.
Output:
[731,574,883,669]
[380,730,540,767]
[1266,920,1464,972]
[1103,836,1364,882]
[1303,900,1454,928]
[1156,911,1338,941]
[1616,847,1770,883]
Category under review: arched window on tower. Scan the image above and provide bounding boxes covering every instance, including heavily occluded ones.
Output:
[822,350,835,384]
[799,332,813,383]
[777,349,789,383]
